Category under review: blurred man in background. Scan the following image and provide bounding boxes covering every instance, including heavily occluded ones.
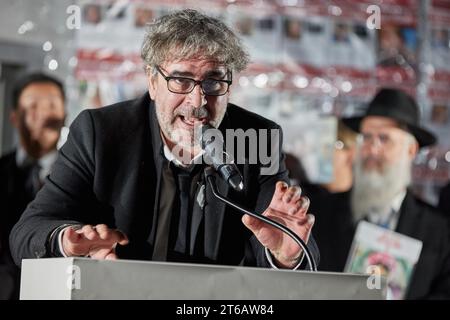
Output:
[299,119,358,272]
[0,72,65,299]
[344,88,450,299]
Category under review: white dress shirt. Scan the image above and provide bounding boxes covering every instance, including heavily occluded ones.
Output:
[367,190,406,230]
[16,146,58,183]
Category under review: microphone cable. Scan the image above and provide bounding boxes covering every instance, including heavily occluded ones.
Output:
[205,168,317,272]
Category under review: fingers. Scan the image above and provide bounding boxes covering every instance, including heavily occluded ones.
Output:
[301,213,315,242]
[294,213,315,236]
[273,181,289,201]
[80,224,129,245]
[286,195,309,215]
[105,252,118,260]
[241,214,263,233]
[94,224,129,245]
[299,196,310,212]
[282,186,302,204]
[95,224,110,240]
[89,247,118,260]
[81,225,99,241]
[63,224,128,258]
[65,227,82,243]
[116,231,129,246]
[274,182,303,205]
[301,213,315,229]
[62,226,89,256]
[307,213,315,228]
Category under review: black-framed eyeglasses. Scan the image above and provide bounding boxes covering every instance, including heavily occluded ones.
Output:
[155,66,232,96]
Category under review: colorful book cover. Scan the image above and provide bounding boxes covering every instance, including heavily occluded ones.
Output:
[345,221,423,300]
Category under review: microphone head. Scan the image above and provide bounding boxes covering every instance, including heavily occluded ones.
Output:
[197,123,223,150]
[229,175,244,191]
[197,123,244,192]
[196,123,209,149]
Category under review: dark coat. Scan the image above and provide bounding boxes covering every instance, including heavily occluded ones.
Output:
[0,151,34,299]
[438,183,450,216]
[9,94,319,270]
[305,183,450,300]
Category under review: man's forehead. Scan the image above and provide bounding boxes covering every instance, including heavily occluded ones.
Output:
[20,83,63,101]
[361,116,402,132]
[162,58,227,73]
[22,82,61,92]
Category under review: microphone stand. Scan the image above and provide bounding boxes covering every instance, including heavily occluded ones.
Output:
[205,168,317,272]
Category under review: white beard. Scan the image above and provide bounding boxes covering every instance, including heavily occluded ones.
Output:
[351,148,412,223]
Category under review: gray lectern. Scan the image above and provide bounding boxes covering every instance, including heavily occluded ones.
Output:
[20,258,386,300]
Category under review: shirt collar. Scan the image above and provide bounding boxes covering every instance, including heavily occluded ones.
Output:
[38,150,58,180]
[367,189,406,229]
[16,145,58,180]
[15,146,28,167]
[391,189,407,213]
[162,144,204,170]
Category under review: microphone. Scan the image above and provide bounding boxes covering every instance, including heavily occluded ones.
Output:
[198,124,244,191]
[198,125,318,271]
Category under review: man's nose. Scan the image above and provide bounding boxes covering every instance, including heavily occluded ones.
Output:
[35,99,54,120]
[187,84,207,109]
[366,138,383,156]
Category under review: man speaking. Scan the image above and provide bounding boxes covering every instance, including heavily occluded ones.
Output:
[10,9,319,271]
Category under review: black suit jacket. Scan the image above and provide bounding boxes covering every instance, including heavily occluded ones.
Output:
[10,94,319,269]
[306,184,450,299]
[438,183,450,216]
[0,151,32,299]
[398,192,450,299]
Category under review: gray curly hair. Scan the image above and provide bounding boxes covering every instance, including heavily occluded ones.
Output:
[141,9,249,73]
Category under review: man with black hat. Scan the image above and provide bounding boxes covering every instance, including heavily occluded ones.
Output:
[343,87,450,299]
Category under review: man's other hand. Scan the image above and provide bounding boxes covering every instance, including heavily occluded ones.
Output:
[242,181,314,268]
[62,224,129,260]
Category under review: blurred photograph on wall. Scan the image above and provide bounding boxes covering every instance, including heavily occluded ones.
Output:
[377,24,418,68]
[430,104,449,125]
[83,4,103,25]
[134,5,154,28]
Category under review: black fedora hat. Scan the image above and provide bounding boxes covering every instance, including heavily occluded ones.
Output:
[342,88,437,148]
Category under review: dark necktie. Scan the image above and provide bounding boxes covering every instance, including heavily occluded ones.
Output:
[174,169,191,254]
[25,162,42,198]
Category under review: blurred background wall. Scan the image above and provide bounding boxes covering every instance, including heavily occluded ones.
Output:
[0,0,449,204]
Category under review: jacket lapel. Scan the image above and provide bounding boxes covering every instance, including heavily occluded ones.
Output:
[147,99,165,246]
[396,190,420,238]
[203,169,229,260]
[190,175,204,254]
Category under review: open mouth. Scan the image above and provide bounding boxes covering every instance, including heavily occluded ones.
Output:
[179,115,207,127]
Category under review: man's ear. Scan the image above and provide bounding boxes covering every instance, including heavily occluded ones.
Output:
[147,68,157,100]
[408,138,419,160]
[346,147,356,167]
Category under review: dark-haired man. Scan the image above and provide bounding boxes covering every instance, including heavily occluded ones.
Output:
[0,72,65,299]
